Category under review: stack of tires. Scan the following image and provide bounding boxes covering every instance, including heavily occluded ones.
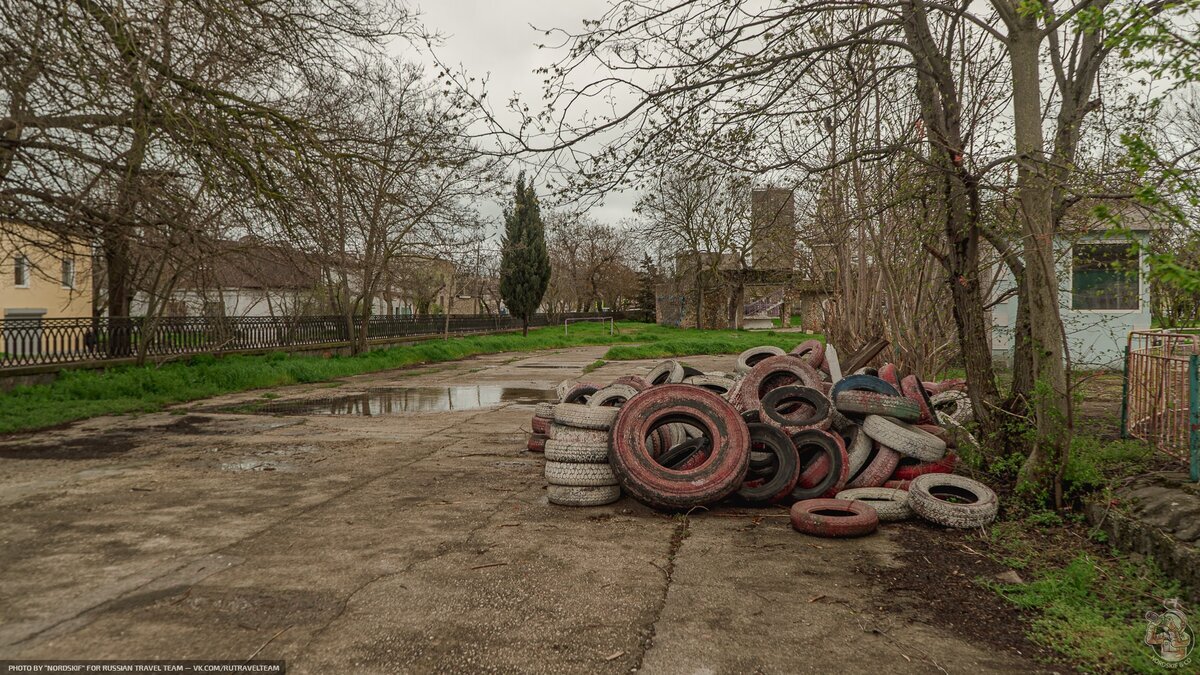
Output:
[528,402,554,453]
[543,402,621,507]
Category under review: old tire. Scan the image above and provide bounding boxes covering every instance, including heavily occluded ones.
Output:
[683,375,738,396]
[588,383,641,408]
[612,375,651,391]
[608,385,750,510]
[841,426,874,478]
[835,487,913,522]
[790,498,879,537]
[528,434,547,453]
[553,403,619,430]
[545,438,610,463]
[846,441,902,489]
[548,484,621,507]
[736,346,786,374]
[908,474,998,529]
[646,360,686,385]
[862,415,947,462]
[760,385,831,429]
[830,374,900,399]
[558,382,600,405]
[893,452,959,480]
[532,416,551,435]
[789,429,849,501]
[901,375,936,424]
[790,339,826,369]
[734,355,823,411]
[834,390,920,421]
[931,390,973,424]
[736,423,801,505]
[544,461,619,487]
[878,363,899,388]
[534,402,557,419]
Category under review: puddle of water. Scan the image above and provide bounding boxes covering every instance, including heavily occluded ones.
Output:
[223,385,556,416]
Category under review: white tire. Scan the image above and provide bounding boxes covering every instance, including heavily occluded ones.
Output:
[836,487,913,522]
[547,484,621,506]
[682,375,737,396]
[544,439,609,463]
[553,403,618,430]
[548,424,609,444]
[588,383,641,408]
[862,415,947,462]
[736,346,785,375]
[646,359,686,385]
[908,474,998,529]
[931,391,973,424]
[937,412,981,455]
[534,402,557,419]
[544,461,619,487]
[845,428,874,477]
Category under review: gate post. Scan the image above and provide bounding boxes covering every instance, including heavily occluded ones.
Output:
[1120,344,1130,440]
[1190,353,1198,482]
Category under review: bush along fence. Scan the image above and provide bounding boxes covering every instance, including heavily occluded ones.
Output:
[0,312,620,371]
[1122,329,1200,481]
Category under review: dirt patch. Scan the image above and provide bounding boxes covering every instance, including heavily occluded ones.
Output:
[0,430,139,460]
[863,522,1069,673]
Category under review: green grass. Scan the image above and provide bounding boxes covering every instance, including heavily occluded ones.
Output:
[0,322,820,433]
[987,548,1183,673]
[770,315,804,328]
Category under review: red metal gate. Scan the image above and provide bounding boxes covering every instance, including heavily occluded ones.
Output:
[1122,330,1200,481]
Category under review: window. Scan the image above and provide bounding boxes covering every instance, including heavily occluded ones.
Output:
[13,254,29,288]
[1072,242,1139,310]
[61,258,76,289]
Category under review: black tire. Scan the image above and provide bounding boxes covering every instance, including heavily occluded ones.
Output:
[788,429,846,502]
[830,374,899,399]
[736,423,801,505]
[760,385,831,428]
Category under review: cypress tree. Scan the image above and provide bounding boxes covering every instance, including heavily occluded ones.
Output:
[499,172,551,336]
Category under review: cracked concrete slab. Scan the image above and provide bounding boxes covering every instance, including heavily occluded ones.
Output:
[0,347,1045,672]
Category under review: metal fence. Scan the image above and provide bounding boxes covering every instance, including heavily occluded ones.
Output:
[1122,329,1199,481]
[0,312,618,370]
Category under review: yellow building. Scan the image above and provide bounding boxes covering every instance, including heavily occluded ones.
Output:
[1,227,93,320]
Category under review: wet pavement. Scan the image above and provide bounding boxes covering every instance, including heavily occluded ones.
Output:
[0,347,1047,673]
[217,385,556,416]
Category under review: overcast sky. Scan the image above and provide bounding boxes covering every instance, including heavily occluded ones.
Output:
[408,0,638,230]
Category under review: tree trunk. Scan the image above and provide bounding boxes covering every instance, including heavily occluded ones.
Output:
[1009,30,1072,506]
[104,229,132,357]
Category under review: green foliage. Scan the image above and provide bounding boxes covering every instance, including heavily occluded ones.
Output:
[635,254,659,316]
[498,171,551,328]
[1063,436,1154,499]
[0,322,822,433]
[991,553,1183,673]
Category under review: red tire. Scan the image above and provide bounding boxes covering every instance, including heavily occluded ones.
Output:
[532,416,551,435]
[901,375,935,424]
[736,423,801,505]
[609,385,750,510]
[883,479,912,491]
[790,498,879,537]
[790,339,826,369]
[612,375,651,392]
[527,434,548,453]
[878,363,899,388]
[846,441,901,489]
[892,452,958,480]
[733,355,822,412]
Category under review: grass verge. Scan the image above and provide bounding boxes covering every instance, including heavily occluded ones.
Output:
[0,321,818,433]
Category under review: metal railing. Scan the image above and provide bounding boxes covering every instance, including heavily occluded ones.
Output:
[0,312,620,370]
[1122,329,1200,481]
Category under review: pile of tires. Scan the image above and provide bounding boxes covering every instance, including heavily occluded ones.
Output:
[525,349,997,532]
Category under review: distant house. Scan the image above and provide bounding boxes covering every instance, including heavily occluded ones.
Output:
[989,204,1158,369]
[0,225,93,321]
